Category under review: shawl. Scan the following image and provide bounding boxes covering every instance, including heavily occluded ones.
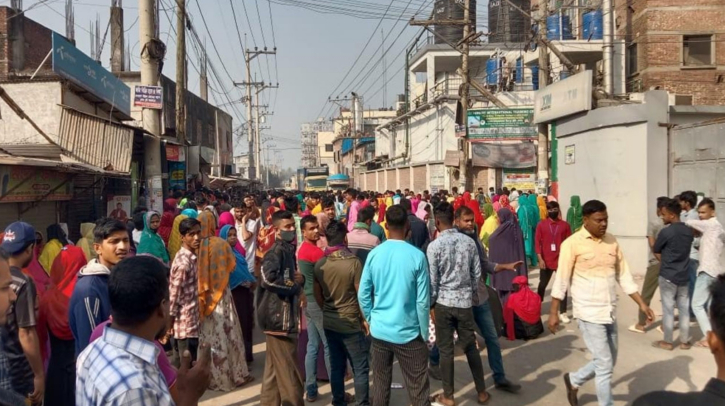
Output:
[316,212,331,250]
[463,192,485,229]
[479,204,499,248]
[415,201,429,222]
[218,212,245,254]
[39,239,64,275]
[504,276,542,340]
[411,195,421,214]
[137,211,170,264]
[499,195,514,216]
[198,220,236,318]
[167,214,188,263]
[566,195,584,232]
[181,208,198,219]
[536,195,548,221]
[219,225,255,289]
[39,246,86,340]
[377,199,387,224]
[489,208,528,293]
[493,201,501,212]
[517,195,540,264]
[76,222,97,261]
[158,198,178,245]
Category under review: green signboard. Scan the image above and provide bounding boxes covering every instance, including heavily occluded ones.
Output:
[467,108,537,140]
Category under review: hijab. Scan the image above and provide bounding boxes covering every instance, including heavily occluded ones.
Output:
[479,203,499,248]
[158,198,178,245]
[77,222,97,261]
[137,211,170,264]
[493,201,501,212]
[499,195,513,213]
[219,225,255,289]
[39,246,87,340]
[536,195,548,220]
[567,195,584,232]
[39,224,69,274]
[181,208,198,219]
[464,192,485,229]
[489,208,527,293]
[504,275,542,340]
[218,212,245,254]
[167,214,188,263]
[415,201,429,222]
[198,213,235,318]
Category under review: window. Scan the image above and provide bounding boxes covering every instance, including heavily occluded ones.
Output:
[627,43,638,75]
[683,35,713,66]
[325,144,333,152]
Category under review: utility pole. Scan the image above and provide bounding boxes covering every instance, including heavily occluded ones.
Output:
[234,47,276,181]
[175,0,186,145]
[537,0,550,194]
[458,0,471,191]
[139,0,163,212]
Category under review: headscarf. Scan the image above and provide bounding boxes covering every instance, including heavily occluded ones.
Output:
[218,212,244,254]
[489,208,528,294]
[479,203,499,248]
[198,214,236,318]
[219,225,255,289]
[464,193,485,229]
[137,211,170,264]
[566,195,583,232]
[158,198,178,245]
[377,199,387,224]
[411,194,421,214]
[167,214,188,263]
[77,222,97,261]
[504,276,542,340]
[39,224,69,274]
[499,195,513,213]
[181,208,198,219]
[535,195,547,220]
[415,201,429,222]
[316,212,331,250]
[517,195,540,266]
[453,193,466,212]
[493,201,501,212]
[493,195,500,203]
[39,246,87,340]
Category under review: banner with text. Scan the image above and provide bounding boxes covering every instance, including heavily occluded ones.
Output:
[467,108,537,140]
[0,166,73,202]
[471,142,537,169]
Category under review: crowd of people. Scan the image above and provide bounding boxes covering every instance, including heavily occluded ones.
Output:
[0,185,722,406]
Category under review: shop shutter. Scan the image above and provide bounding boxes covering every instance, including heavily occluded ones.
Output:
[366,172,375,191]
[399,168,411,190]
[413,166,427,192]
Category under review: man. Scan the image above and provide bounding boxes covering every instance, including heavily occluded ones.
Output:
[0,248,23,406]
[76,256,211,406]
[297,215,329,402]
[0,223,43,403]
[510,188,520,202]
[652,198,693,350]
[308,192,322,215]
[168,218,202,361]
[679,190,700,309]
[313,221,369,406]
[475,188,486,208]
[109,202,128,222]
[284,196,304,247]
[358,205,431,406]
[234,200,261,273]
[548,200,655,406]
[535,201,573,323]
[489,187,495,199]
[69,218,129,354]
[630,197,669,333]
[347,206,381,264]
[346,189,361,232]
[399,198,430,251]
[453,205,523,393]
[426,203,489,405]
[633,274,725,405]
[258,210,306,406]
[686,198,725,348]
[393,190,402,205]
[316,198,337,250]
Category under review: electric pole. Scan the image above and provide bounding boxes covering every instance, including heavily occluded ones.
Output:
[176,0,186,145]
[537,0,550,194]
[140,0,163,212]
[458,0,471,191]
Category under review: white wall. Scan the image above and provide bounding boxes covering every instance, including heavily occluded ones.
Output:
[0,81,62,144]
[556,91,669,276]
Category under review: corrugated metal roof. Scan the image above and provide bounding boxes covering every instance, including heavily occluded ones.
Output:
[57,107,133,173]
[0,144,62,159]
[0,154,128,177]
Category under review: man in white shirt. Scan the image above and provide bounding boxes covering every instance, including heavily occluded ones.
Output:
[685,198,725,348]
[233,200,261,271]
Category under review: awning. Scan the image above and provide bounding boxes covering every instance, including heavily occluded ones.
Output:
[209,176,241,189]
[327,174,350,181]
[0,154,129,177]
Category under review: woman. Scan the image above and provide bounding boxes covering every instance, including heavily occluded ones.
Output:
[517,195,539,267]
[158,198,178,245]
[489,208,528,304]
[181,208,199,219]
[220,225,257,364]
[566,195,583,232]
[76,223,96,261]
[197,210,253,391]
[503,276,544,341]
[376,195,387,224]
[24,231,51,299]
[137,211,170,265]
[536,195,548,221]
[39,224,69,274]
[411,193,421,214]
[499,194,514,215]
[463,192,485,230]
[479,202,499,249]
[167,213,189,263]
[39,246,87,406]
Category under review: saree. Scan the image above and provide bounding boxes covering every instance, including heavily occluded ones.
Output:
[566,195,583,232]
[158,198,178,245]
[198,212,235,318]
[479,203,499,248]
[167,214,188,263]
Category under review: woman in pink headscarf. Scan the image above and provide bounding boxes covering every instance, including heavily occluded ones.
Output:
[218,211,246,256]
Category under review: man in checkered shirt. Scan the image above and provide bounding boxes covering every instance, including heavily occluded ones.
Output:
[76,256,210,406]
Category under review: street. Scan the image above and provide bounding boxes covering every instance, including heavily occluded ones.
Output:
[200,268,715,406]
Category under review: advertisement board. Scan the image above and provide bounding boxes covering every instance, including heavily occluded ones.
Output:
[534,70,593,124]
[467,108,537,140]
[503,170,536,192]
[107,195,131,222]
[134,85,163,109]
[0,166,73,202]
[168,161,186,190]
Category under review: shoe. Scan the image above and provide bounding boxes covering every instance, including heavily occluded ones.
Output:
[305,393,318,402]
[429,365,441,381]
[560,314,571,324]
[494,379,522,393]
[563,373,578,406]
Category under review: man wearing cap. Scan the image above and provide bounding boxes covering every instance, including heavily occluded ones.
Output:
[1,222,44,404]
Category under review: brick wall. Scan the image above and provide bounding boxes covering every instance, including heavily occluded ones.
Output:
[0,6,54,81]
[615,0,725,104]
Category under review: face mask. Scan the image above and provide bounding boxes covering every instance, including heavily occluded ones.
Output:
[548,211,559,219]
[280,230,296,243]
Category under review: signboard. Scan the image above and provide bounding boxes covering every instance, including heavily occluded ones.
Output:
[134,85,163,109]
[534,70,593,124]
[429,164,445,192]
[107,195,131,222]
[503,170,536,192]
[467,108,536,140]
[0,166,73,202]
[51,32,131,116]
[165,145,186,162]
[471,142,537,168]
[565,144,575,164]
[305,167,330,177]
[168,161,186,189]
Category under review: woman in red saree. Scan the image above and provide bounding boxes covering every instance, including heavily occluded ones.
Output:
[158,198,178,245]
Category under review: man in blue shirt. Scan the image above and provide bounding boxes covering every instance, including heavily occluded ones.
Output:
[358,205,431,406]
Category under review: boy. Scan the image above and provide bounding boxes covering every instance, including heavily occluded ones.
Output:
[169,218,202,361]
[652,199,694,350]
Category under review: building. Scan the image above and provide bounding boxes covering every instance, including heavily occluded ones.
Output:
[234,154,250,178]
[300,119,333,167]
[317,130,335,171]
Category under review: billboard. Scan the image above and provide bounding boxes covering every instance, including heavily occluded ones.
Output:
[52,32,131,116]
[467,108,537,140]
[134,85,163,109]
[534,70,593,124]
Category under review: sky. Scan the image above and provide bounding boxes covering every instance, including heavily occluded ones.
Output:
[15,0,490,170]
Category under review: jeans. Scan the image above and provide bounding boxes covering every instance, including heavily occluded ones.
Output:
[571,320,618,406]
[435,305,486,397]
[687,259,700,315]
[325,329,370,406]
[472,301,506,384]
[693,272,716,336]
[305,302,331,397]
[658,277,690,344]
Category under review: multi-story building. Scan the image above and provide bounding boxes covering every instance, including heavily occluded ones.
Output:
[300,119,333,168]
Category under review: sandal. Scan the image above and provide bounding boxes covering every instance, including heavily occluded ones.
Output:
[651,340,674,351]
[694,340,710,348]
[628,324,645,334]
[237,375,255,388]
[477,391,491,405]
[430,393,455,406]
[680,342,692,350]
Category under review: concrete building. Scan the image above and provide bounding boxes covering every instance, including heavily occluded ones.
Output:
[317,130,336,171]
[300,119,333,167]
[233,154,250,178]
